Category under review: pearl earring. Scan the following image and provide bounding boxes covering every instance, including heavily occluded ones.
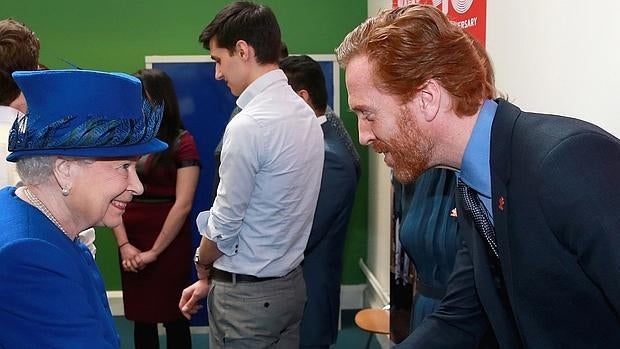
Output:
[61,185,71,196]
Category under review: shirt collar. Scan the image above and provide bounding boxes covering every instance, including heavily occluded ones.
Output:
[236,69,287,109]
[458,99,498,198]
[317,115,327,125]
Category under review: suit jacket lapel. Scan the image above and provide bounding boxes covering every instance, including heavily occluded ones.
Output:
[489,99,523,299]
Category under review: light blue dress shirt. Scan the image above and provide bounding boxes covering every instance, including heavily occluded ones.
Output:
[458,99,497,218]
[198,69,324,277]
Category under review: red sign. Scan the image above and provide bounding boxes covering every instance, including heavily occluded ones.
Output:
[392,0,486,46]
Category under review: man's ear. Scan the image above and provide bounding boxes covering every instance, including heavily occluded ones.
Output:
[417,79,441,122]
[235,40,251,61]
[296,89,311,104]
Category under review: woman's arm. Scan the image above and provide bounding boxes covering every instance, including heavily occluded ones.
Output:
[140,165,200,264]
[112,222,142,272]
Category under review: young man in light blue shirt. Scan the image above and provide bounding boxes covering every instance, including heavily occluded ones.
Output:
[179,2,324,349]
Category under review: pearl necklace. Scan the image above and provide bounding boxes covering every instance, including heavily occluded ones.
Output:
[23,187,73,240]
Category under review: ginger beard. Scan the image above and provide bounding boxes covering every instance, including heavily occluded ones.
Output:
[372,105,434,184]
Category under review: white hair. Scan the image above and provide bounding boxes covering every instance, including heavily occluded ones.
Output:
[16,156,56,185]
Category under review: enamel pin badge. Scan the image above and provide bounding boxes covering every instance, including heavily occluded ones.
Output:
[498,196,505,211]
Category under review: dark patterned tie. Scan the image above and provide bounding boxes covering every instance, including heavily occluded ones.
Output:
[457,179,500,259]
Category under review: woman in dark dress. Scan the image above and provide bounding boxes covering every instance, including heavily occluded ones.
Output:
[395,168,497,348]
[396,168,459,326]
[113,69,200,349]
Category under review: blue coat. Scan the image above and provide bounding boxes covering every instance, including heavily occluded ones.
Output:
[400,99,620,348]
[0,187,120,348]
[300,112,360,347]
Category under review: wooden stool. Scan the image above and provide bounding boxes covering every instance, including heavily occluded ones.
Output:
[355,308,389,348]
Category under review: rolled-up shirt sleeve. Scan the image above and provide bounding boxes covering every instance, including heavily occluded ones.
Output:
[199,115,260,256]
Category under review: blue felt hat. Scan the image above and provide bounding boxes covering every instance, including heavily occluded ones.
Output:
[6,69,168,162]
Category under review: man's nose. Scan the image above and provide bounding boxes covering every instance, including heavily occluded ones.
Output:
[358,119,375,146]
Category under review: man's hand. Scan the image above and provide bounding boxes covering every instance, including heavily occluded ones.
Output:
[178,279,210,319]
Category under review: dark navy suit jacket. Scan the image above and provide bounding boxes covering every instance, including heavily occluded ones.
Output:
[300,111,360,347]
[401,99,620,348]
[0,187,119,348]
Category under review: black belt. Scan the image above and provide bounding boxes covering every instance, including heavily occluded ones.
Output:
[211,268,279,283]
[415,279,446,300]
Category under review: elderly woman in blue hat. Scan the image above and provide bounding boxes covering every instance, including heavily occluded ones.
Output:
[0,69,167,348]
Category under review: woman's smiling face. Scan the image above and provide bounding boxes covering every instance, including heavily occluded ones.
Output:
[68,157,143,229]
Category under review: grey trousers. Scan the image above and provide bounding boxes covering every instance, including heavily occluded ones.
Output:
[207,266,306,349]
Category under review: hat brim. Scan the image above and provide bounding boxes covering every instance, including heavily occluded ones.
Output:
[6,138,168,162]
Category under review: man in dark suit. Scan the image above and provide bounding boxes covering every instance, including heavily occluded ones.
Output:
[280,55,361,349]
[336,4,620,349]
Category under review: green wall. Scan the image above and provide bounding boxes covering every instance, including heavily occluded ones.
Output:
[1,0,368,288]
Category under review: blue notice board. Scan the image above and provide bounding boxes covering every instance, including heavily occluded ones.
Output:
[145,54,339,325]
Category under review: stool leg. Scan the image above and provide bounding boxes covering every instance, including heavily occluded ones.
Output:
[365,332,373,349]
